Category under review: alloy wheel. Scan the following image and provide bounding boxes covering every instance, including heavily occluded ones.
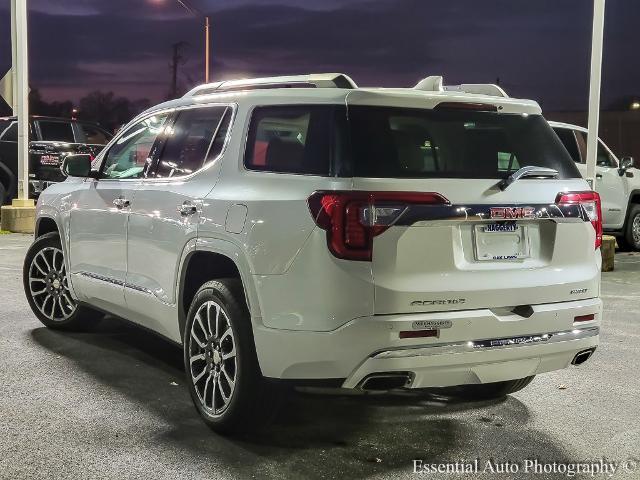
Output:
[633,214,640,246]
[188,300,237,416]
[28,246,76,322]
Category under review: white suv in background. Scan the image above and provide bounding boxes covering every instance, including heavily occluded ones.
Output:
[550,121,640,249]
[23,74,602,434]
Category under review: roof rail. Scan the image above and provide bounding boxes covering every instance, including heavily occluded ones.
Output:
[414,76,509,98]
[183,73,358,97]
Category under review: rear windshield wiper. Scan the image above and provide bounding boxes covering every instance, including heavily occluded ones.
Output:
[498,166,559,191]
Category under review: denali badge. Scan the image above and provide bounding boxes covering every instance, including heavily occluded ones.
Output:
[490,207,536,220]
[570,288,588,294]
[411,320,453,330]
[411,299,466,306]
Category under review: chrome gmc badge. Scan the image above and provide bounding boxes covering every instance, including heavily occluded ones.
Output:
[490,207,536,219]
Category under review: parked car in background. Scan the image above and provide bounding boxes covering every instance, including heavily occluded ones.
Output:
[24,74,602,434]
[0,116,112,204]
[550,121,640,249]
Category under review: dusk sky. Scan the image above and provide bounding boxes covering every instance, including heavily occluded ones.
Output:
[1,0,639,111]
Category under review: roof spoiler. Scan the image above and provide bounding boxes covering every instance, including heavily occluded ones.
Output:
[183,73,358,97]
[414,76,509,98]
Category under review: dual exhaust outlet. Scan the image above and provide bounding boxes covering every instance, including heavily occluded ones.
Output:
[358,348,596,391]
[572,347,596,366]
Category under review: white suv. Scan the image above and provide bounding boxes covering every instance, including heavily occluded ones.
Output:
[550,121,640,249]
[23,74,602,434]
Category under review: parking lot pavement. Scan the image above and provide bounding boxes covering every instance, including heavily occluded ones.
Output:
[0,233,638,480]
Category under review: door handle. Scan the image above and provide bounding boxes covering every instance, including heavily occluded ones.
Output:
[177,201,198,216]
[113,197,130,209]
[596,174,603,179]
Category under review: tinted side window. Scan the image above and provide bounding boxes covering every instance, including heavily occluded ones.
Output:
[0,122,17,142]
[38,121,75,142]
[244,105,333,175]
[101,114,169,179]
[575,131,587,163]
[575,132,617,168]
[80,123,111,145]
[554,128,582,163]
[597,140,617,168]
[154,106,228,178]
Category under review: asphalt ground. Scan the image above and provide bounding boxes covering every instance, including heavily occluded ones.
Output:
[0,233,638,480]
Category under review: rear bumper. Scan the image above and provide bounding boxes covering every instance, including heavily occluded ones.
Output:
[253,297,602,387]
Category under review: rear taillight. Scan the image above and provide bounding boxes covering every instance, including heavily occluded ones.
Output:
[308,191,450,261]
[555,191,603,249]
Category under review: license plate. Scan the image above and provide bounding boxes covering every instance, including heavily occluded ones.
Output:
[474,223,529,261]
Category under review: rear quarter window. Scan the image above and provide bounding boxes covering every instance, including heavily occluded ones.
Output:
[244,105,337,175]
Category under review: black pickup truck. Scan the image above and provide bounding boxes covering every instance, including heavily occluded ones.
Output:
[0,116,112,204]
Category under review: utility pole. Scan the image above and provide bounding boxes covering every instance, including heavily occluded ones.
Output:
[169,41,188,99]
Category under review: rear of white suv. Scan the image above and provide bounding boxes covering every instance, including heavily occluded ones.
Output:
[247,91,601,399]
[23,75,602,434]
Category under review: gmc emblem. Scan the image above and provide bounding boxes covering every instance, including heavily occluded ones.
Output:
[490,207,536,220]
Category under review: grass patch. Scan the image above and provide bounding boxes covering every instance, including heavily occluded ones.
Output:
[0,230,12,235]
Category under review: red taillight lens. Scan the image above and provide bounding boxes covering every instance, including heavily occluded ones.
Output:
[308,191,449,261]
[555,191,603,249]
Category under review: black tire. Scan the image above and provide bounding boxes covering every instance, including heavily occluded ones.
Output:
[624,204,640,251]
[23,232,102,330]
[444,376,535,401]
[183,279,282,435]
[0,181,6,206]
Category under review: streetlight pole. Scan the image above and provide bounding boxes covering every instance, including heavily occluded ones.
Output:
[586,0,606,188]
[176,0,211,83]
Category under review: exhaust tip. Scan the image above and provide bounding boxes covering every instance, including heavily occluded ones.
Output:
[572,347,596,365]
[358,372,412,391]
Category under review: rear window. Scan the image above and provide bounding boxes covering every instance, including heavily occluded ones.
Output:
[38,121,75,143]
[347,106,580,179]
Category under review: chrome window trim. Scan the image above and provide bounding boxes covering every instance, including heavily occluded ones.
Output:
[91,102,237,183]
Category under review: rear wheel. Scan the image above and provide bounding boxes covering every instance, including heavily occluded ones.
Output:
[184,279,282,435]
[624,204,640,251]
[23,232,102,329]
[445,376,535,401]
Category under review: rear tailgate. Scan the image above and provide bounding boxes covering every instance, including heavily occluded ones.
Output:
[344,99,600,315]
[353,178,600,315]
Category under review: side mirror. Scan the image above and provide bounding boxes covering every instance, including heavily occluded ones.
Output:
[61,154,93,178]
[621,156,635,170]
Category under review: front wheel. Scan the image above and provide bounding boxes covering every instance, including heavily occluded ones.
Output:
[624,204,640,251]
[184,279,282,435]
[23,232,102,329]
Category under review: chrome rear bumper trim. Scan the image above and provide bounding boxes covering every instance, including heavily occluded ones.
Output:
[372,326,599,359]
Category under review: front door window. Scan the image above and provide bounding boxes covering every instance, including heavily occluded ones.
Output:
[101,114,169,179]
